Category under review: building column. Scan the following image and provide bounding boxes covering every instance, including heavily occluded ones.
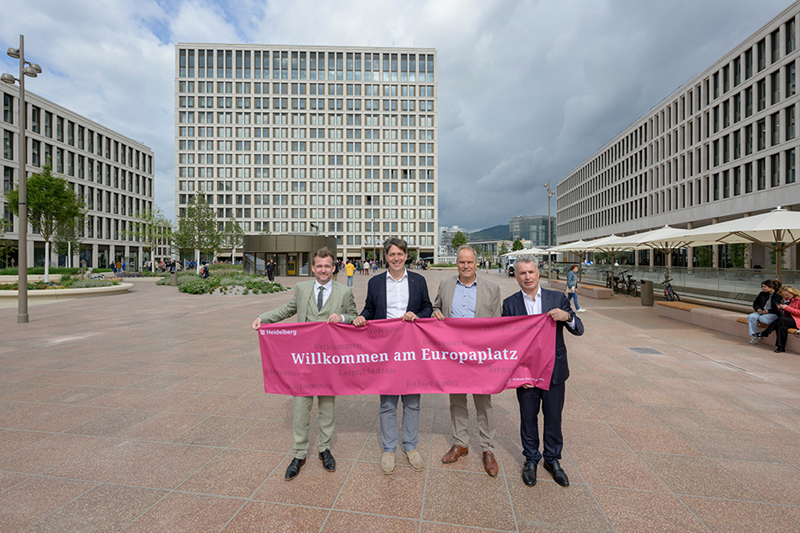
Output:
[742,213,752,269]
[109,244,115,268]
[92,243,99,269]
[711,218,719,268]
[649,247,655,267]
[686,221,694,269]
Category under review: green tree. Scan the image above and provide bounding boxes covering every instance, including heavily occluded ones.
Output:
[695,246,714,268]
[499,243,509,256]
[126,207,170,272]
[451,231,467,250]
[53,215,86,272]
[0,216,17,268]
[408,249,418,263]
[728,243,747,269]
[5,164,83,281]
[172,196,221,274]
[224,215,245,264]
[512,238,524,251]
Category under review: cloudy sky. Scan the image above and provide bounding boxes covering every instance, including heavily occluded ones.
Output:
[0,0,793,232]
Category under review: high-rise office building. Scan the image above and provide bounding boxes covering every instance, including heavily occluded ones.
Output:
[2,85,155,269]
[174,45,438,263]
[556,2,800,269]
[509,215,556,247]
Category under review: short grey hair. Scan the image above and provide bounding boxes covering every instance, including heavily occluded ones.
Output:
[455,245,477,260]
[514,255,539,268]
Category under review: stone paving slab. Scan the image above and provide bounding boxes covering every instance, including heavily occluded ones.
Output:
[1,269,799,532]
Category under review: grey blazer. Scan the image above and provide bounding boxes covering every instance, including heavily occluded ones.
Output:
[432,275,501,318]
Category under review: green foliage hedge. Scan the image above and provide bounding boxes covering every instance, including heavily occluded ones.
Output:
[0,267,112,275]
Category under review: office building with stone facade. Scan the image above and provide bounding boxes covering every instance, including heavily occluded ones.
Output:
[174,44,438,273]
[2,85,155,269]
[556,2,800,270]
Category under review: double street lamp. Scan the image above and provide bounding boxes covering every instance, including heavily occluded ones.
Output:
[543,180,554,280]
[2,35,43,324]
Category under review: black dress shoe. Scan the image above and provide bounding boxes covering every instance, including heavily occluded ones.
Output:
[284,457,306,481]
[522,460,537,486]
[544,460,569,486]
[319,449,336,472]
[775,347,786,353]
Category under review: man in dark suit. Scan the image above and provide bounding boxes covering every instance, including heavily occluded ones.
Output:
[353,237,432,475]
[502,254,584,488]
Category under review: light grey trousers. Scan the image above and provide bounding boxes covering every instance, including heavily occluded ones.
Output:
[379,394,420,452]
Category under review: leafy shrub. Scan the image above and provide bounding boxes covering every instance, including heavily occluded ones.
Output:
[69,280,116,288]
[0,267,112,275]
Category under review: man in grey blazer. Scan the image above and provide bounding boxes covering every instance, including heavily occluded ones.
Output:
[252,247,357,481]
[433,245,502,477]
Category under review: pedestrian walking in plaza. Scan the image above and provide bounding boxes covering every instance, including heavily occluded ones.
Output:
[566,264,585,313]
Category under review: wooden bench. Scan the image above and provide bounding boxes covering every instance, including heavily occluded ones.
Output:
[549,279,612,299]
[656,302,799,353]
[735,316,798,334]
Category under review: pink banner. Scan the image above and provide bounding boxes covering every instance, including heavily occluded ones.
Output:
[258,315,556,396]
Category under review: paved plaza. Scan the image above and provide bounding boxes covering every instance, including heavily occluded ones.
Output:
[1,269,800,532]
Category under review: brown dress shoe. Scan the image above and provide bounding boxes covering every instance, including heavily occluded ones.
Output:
[482,451,499,477]
[441,444,469,464]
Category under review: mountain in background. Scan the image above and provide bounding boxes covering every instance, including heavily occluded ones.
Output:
[468,224,511,241]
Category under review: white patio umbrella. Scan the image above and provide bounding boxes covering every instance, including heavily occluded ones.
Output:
[578,234,636,288]
[665,207,800,282]
[611,225,714,285]
[501,247,548,257]
[544,240,591,281]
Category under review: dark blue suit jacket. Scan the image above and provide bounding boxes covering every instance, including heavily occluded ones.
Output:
[502,288,584,385]
[360,270,433,320]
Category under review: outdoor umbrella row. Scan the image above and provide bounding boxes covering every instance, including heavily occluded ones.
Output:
[545,206,800,285]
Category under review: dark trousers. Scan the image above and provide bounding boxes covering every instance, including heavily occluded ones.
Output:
[762,315,797,349]
[516,382,565,464]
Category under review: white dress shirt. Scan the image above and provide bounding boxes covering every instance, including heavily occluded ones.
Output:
[386,269,409,319]
[521,286,576,328]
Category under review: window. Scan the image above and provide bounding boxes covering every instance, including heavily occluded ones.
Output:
[771,112,780,146]
[745,49,753,79]
[771,154,780,187]
[787,105,795,140]
[786,63,796,97]
[745,87,753,117]
[757,158,766,190]
[745,162,753,192]
[788,19,797,54]
[771,29,780,63]
[2,129,12,160]
[771,72,780,105]
[757,119,766,151]
[733,57,741,86]
[3,93,12,124]
[757,39,766,71]
[31,106,40,133]
[757,79,766,111]
[787,148,796,183]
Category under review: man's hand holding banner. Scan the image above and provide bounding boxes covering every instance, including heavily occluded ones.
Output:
[258,315,556,396]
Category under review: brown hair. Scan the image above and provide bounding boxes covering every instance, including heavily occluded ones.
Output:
[313,247,335,265]
[383,237,408,256]
[570,264,579,271]
[762,279,782,292]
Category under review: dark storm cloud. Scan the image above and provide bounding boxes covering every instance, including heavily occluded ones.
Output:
[1,0,792,229]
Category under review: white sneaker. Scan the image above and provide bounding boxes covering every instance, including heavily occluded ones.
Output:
[576,308,586,313]
[381,452,395,475]
[750,334,759,344]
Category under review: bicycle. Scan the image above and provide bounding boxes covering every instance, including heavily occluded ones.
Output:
[663,278,681,301]
[624,274,639,297]
[614,270,630,294]
[604,270,613,289]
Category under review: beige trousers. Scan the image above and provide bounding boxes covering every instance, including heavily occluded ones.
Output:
[449,393,496,453]
[292,395,335,459]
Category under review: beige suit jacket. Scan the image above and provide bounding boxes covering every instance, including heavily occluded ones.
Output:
[433,275,501,318]
[259,279,357,324]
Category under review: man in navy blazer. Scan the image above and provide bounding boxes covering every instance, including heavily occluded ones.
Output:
[502,254,584,488]
[353,237,432,475]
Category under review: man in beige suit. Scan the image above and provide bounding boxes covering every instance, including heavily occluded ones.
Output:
[433,245,502,476]
[252,247,357,481]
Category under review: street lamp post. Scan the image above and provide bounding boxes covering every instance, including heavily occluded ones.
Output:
[543,180,554,281]
[2,35,42,324]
